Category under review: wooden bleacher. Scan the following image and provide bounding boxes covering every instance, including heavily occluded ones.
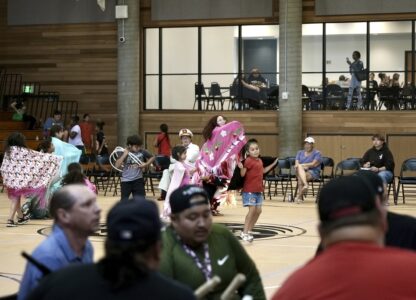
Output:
[0,112,42,152]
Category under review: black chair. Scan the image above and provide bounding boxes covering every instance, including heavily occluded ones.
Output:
[335,159,360,177]
[104,168,121,196]
[396,158,416,204]
[400,85,414,110]
[144,155,171,196]
[302,85,312,110]
[267,84,279,110]
[378,86,400,110]
[264,158,292,201]
[209,82,226,110]
[193,82,210,110]
[309,156,335,198]
[325,84,345,110]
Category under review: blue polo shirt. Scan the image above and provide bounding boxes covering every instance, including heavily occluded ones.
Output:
[18,224,94,300]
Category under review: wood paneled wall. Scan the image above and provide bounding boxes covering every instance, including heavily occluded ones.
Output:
[0,0,118,146]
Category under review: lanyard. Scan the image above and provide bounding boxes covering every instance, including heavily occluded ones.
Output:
[176,233,212,280]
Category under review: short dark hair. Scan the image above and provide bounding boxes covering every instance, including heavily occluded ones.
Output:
[37,137,52,153]
[50,125,63,138]
[53,110,62,116]
[83,113,90,120]
[353,51,361,59]
[4,132,27,155]
[96,121,105,131]
[160,123,168,133]
[172,145,186,161]
[372,134,385,142]
[49,188,77,221]
[72,115,80,123]
[127,135,143,147]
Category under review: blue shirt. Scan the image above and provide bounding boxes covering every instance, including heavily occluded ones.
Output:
[43,118,64,132]
[296,149,322,179]
[18,224,93,300]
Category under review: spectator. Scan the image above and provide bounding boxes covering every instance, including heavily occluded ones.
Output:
[68,115,85,153]
[79,113,94,155]
[273,176,416,300]
[95,121,109,170]
[10,97,37,129]
[247,68,268,88]
[43,111,67,140]
[154,123,171,157]
[360,134,394,204]
[160,185,266,300]
[18,184,100,300]
[294,137,322,203]
[346,50,364,109]
[26,199,195,300]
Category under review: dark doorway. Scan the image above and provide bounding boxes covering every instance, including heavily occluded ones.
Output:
[243,39,277,85]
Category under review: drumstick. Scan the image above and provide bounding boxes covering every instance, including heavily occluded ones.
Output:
[220,273,246,300]
[194,276,221,300]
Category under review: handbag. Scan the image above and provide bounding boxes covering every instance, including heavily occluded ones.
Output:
[355,68,368,82]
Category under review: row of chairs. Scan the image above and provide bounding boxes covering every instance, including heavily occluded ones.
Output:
[263,156,416,204]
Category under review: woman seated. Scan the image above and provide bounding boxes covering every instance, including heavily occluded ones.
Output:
[294,137,322,203]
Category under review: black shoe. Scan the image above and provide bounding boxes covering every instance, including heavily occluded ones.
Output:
[6,219,17,227]
[17,215,30,225]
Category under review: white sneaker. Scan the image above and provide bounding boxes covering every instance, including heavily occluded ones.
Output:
[240,232,254,243]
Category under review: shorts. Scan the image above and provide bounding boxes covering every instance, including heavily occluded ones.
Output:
[242,192,263,207]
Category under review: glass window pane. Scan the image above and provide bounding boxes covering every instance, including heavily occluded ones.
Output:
[326,22,367,83]
[302,24,322,72]
[162,28,198,74]
[241,25,279,86]
[202,26,237,74]
[145,29,159,74]
[370,21,411,86]
[162,75,197,109]
[145,75,159,109]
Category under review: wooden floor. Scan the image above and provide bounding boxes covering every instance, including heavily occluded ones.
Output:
[1,190,416,299]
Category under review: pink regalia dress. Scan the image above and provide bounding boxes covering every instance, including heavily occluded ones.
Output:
[163,161,193,217]
[193,120,246,206]
[0,146,62,208]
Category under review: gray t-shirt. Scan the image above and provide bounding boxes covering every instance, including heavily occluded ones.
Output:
[121,149,153,182]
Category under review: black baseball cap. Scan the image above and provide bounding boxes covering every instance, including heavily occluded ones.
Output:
[354,170,384,197]
[170,185,209,214]
[107,199,161,246]
[318,176,377,223]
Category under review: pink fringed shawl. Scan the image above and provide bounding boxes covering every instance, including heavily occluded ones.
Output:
[0,146,62,207]
[196,121,246,179]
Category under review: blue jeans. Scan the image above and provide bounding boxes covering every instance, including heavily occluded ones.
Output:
[347,75,362,108]
[378,170,393,184]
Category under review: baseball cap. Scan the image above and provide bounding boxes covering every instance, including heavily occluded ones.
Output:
[318,176,377,223]
[179,128,193,137]
[304,137,315,144]
[107,199,161,246]
[170,185,209,214]
[354,170,384,197]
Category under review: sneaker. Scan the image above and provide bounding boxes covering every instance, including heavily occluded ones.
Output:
[17,215,30,225]
[6,219,17,227]
[21,201,31,217]
[240,232,254,243]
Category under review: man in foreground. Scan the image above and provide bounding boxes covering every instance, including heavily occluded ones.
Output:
[160,185,266,300]
[273,176,416,299]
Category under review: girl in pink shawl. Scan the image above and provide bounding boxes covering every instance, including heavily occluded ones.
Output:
[163,145,194,217]
[194,115,246,215]
[0,133,61,227]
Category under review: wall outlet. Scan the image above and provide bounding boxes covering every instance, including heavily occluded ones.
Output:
[282,92,289,100]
